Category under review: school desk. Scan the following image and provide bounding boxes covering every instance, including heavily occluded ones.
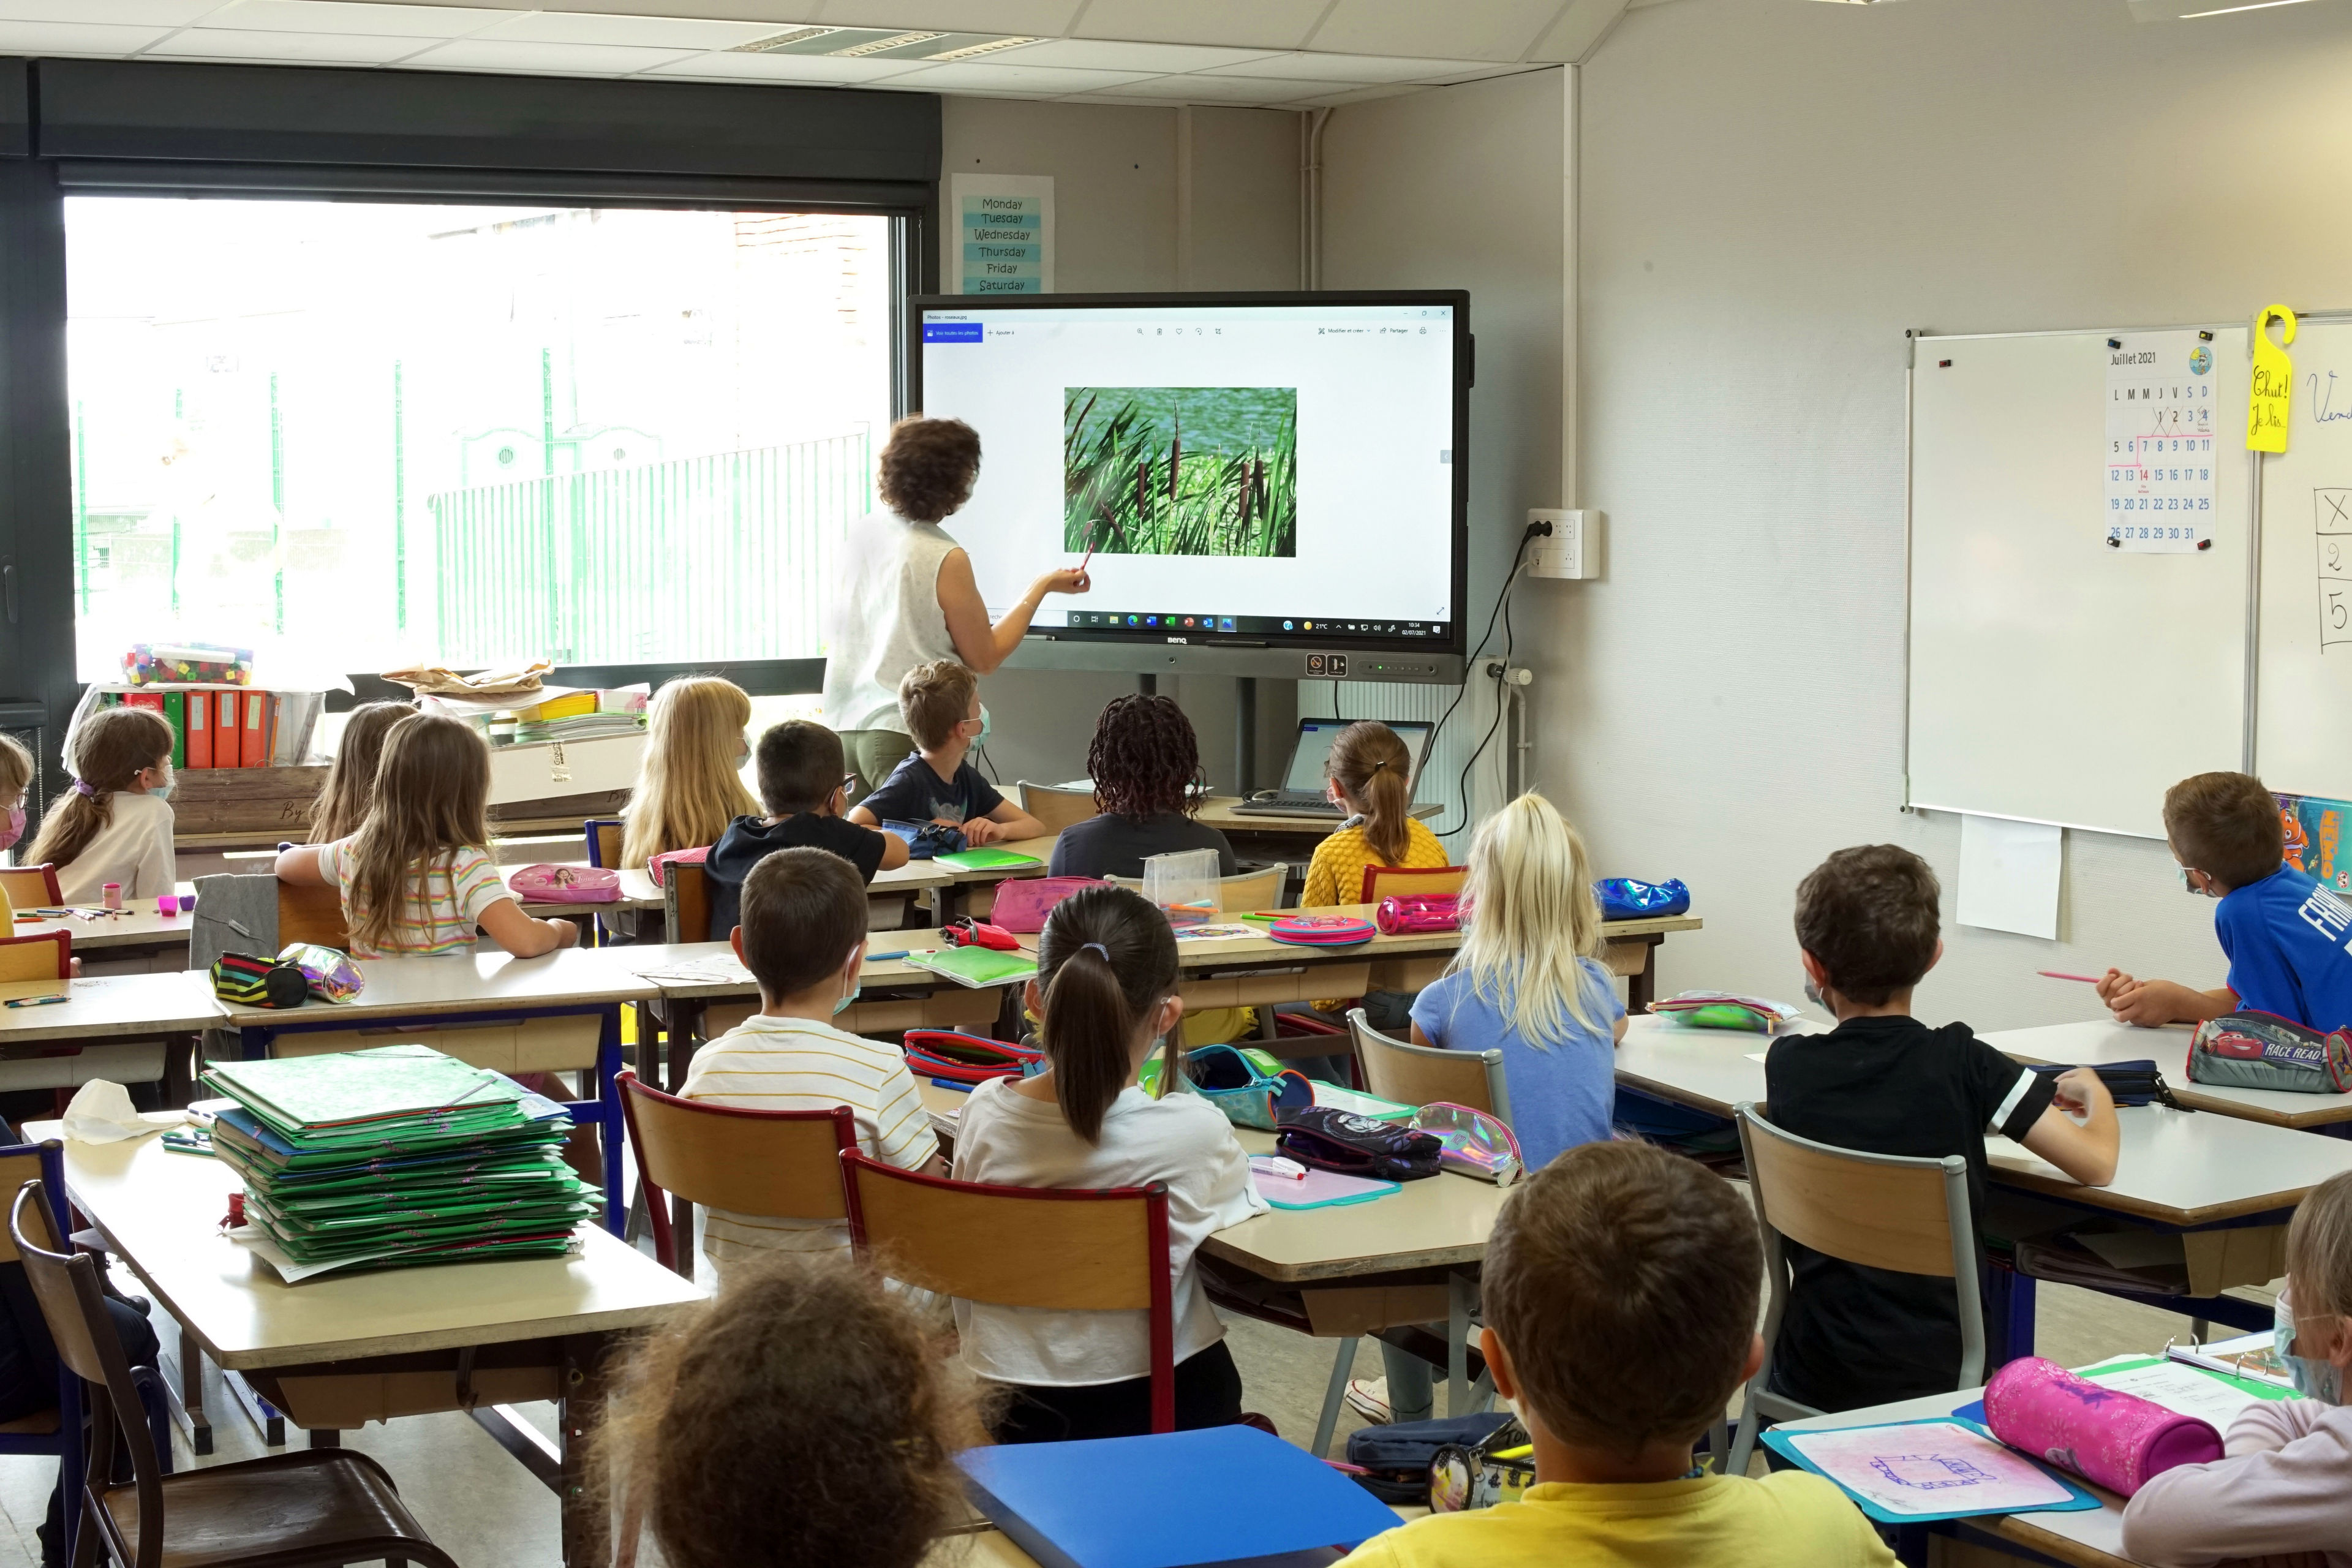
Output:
[12,889,201,970]
[1774,1385,2136,1568]
[28,1115,701,1567]
[212,949,658,1235]
[1986,1017,2352,1133]
[0,970,221,1102]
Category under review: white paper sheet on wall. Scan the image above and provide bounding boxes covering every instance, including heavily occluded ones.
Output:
[1957,815,2062,940]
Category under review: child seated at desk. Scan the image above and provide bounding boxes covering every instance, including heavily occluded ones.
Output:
[306,699,414,843]
[1301,719,1447,1029]
[27,706,177,905]
[1766,844,2119,1414]
[1049,695,1237,878]
[848,659,1044,848]
[594,1251,984,1568]
[951,885,1265,1442]
[1337,1141,1893,1568]
[704,721,907,941]
[2099,769,2352,1036]
[679,848,941,1265]
[274,713,576,959]
[2123,1168,2352,1566]
[0,733,31,869]
[620,676,759,873]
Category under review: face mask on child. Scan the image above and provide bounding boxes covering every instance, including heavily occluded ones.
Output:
[0,805,21,851]
[2274,1292,2345,1404]
[149,764,176,803]
[968,704,991,747]
[833,952,862,1017]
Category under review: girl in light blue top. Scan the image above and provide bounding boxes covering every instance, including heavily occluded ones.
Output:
[1351,791,1628,1427]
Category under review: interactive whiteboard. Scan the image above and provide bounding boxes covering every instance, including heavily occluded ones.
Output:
[1906,326,2252,840]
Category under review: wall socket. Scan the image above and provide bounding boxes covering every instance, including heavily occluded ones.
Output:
[1526,508,1600,579]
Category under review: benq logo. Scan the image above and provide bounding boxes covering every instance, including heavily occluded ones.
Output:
[1166,637,1188,645]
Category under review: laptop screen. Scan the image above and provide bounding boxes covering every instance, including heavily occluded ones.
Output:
[1283,719,1435,794]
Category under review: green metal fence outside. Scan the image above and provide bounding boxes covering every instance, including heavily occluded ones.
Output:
[428,430,871,666]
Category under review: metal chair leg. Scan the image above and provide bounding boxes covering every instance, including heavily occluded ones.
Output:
[1447,1273,1473,1417]
[1311,1337,1360,1458]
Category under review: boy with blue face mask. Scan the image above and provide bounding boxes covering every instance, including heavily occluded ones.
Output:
[2122,1169,2352,1565]
[677,848,945,1270]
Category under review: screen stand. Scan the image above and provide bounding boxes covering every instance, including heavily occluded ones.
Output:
[1235,676,1257,795]
[1137,674,1157,696]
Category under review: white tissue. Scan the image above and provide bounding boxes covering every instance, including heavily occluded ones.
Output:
[61,1080,189,1144]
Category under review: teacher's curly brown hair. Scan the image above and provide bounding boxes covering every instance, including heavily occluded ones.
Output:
[1088,694,1208,821]
[879,415,982,524]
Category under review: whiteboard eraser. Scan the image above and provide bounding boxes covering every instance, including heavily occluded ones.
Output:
[1528,509,1600,579]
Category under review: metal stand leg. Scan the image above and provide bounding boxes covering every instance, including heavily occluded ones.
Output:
[1447,1272,1472,1418]
[1312,1337,1359,1458]
[559,1334,611,1568]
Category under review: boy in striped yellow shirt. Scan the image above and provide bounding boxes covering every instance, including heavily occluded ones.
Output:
[679,846,944,1268]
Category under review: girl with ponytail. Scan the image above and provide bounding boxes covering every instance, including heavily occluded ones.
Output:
[29,706,179,903]
[948,885,1266,1444]
[1300,720,1447,908]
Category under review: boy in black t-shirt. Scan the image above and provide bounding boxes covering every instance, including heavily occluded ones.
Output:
[1764,844,2120,1414]
[706,722,908,941]
[847,659,1046,846]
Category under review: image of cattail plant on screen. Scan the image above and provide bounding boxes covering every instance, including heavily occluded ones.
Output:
[1063,386,1297,558]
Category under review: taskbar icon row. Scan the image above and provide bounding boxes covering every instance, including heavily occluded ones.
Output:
[1063,611,1449,639]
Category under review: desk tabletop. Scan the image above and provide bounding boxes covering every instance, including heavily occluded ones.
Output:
[869,859,956,894]
[603,940,967,1000]
[0,971,222,1043]
[1985,1019,2352,1129]
[13,894,198,951]
[219,948,660,1029]
[30,1118,703,1370]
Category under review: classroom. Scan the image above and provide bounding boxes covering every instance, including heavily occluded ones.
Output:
[1,1,2351,1566]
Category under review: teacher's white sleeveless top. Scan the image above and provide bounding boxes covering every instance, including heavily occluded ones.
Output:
[823,508,962,733]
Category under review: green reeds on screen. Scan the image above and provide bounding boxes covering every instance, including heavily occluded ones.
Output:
[1064,386,1297,559]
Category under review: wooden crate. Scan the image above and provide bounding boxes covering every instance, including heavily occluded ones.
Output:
[167,766,328,837]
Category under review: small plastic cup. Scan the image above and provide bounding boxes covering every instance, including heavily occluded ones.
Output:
[102,883,121,910]
[157,895,180,918]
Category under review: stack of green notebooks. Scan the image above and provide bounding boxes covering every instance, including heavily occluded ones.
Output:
[204,1044,597,1281]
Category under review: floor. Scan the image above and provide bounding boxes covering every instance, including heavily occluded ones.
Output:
[0,1217,2274,1568]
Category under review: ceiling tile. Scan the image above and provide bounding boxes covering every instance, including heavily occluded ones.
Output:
[875,59,1159,91]
[1305,0,1564,62]
[1001,38,1286,72]
[1204,51,1507,83]
[197,1,520,37]
[1069,0,1333,50]
[1290,81,1438,108]
[804,0,1084,31]
[1526,0,1632,61]
[150,26,437,59]
[470,11,780,47]
[0,0,217,21]
[1076,73,1332,103]
[0,20,168,50]
[398,36,699,71]
[639,50,924,81]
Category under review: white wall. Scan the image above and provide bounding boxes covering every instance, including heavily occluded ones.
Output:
[935,97,1303,790]
[1318,67,1567,835]
[1566,0,2352,1027]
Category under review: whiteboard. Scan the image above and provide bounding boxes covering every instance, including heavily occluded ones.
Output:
[2255,317,2352,797]
[1907,328,2252,840]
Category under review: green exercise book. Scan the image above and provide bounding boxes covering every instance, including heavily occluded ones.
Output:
[906,944,1039,989]
[205,1045,527,1139]
[933,847,1042,873]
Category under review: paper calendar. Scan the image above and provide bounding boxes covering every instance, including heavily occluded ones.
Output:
[2106,330,2219,552]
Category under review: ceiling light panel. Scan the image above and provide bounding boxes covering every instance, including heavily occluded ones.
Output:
[875,60,1157,91]
[643,51,924,81]
[197,0,520,35]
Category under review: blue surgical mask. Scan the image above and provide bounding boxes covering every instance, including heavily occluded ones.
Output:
[2275,1292,2344,1404]
[832,965,862,1017]
[975,704,992,746]
[151,766,175,804]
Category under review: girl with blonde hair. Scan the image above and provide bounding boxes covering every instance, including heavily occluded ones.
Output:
[307,699,415,843]
[29,706,178,903]
[276,713,575,958]
[620,677,758,869]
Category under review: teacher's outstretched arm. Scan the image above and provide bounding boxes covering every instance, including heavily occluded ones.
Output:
[937,548,1089,674]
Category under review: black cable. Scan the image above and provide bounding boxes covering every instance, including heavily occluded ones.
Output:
[1442,557,1522,839]
[1427,524,1540,834]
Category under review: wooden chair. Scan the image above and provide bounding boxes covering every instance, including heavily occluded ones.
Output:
[1346,1007,1509,1118]
[277,881,348,949]
[1016,782,1101,834]
[0,1145,81,1556]
[840,1149,1179,1431]
[617,1069,857,1276]
[1106,863,1289,913]
[1725,1102,1985,1476]
[582,818,625,870]
[0,930,70,987]
[0,864,63,910]
[10,1179,461,1568]
[1361,864,1465,904]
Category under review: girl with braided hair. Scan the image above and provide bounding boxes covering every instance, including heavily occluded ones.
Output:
[1047,695,1238,880]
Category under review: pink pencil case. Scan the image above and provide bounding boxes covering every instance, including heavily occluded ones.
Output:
[1983,1356,2223,1497]
[989,876,1104,933]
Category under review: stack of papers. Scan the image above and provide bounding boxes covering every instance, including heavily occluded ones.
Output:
[509,711,647,745]
[205,1044,595,1281]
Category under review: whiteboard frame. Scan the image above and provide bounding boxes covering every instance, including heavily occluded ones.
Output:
[1903,318,2255,842]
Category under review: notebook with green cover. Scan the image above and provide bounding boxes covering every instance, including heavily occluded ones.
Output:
[906,945,1039,989]
[206,1045,524,1134]
[933,848,1042,873]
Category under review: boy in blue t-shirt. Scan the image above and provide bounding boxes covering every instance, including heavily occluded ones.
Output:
[845,658,1045,846]
[2101,771,2352,1034]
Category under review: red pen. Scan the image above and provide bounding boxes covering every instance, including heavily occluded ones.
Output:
[2038,970,2103,984]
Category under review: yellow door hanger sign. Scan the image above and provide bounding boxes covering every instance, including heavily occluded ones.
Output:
[2250,303,2296,454]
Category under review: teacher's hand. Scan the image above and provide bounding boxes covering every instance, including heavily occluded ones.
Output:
[1033,567,1092,598]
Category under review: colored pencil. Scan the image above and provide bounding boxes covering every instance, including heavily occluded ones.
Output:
[2037,970,2103,984]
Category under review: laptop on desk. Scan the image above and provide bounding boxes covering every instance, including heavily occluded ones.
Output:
[1229,718,1434,818]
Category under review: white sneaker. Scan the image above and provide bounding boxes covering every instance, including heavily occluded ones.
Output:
[1344,1377,1392,1423]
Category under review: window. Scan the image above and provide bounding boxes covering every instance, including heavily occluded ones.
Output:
[65,197,893,682]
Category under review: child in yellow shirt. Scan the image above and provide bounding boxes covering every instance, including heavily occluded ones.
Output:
[1299,720,1447,907]
[1337,1140,1893,1568]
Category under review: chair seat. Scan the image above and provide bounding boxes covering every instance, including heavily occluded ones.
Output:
[100,1449,450,1568]
[0,1406,58,1436]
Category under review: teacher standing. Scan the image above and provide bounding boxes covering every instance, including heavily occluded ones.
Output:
[823,415,1090,797]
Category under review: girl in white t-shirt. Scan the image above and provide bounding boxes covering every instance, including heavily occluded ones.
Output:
[276,714,576,959]
[28,706,178,903]
[950,884,1267,1444]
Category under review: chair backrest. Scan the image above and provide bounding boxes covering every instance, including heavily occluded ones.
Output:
[0,865,62,909]
[616,1069,857,1273]
[1106,865,1289,912]
[663,860,714,945]
[584,818,625,871]
[277,881,349,951]
[1016,782,1101,835]
[840,1150,1177,1430]
[1346,1008,1507,1118]
[1362,864,1464,905]
[0,932,70,985]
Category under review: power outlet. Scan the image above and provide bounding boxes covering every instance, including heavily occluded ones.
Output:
[1527,508,1601,580]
